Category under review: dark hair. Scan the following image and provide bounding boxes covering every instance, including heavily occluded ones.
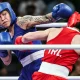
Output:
[74,22,80,31]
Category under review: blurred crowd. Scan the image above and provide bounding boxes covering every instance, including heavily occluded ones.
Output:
[2,0,80,16]
[0,0,80,77]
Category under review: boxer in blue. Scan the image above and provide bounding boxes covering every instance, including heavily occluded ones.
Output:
[0,2,73,80]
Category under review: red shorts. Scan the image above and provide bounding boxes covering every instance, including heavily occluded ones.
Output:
[32,72,67,80]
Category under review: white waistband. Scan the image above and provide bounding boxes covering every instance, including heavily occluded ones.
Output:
[38,62,69,78]
[20,50,44,67]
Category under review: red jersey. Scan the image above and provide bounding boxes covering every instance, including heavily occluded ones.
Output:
[42,27,80,72]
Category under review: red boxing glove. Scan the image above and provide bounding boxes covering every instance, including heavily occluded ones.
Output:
[15,36,32,44]
[15,36,23,44]
[68,11,80,27]
[15,36,32,52]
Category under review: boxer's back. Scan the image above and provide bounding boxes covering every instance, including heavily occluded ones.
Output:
[43,27,80,72]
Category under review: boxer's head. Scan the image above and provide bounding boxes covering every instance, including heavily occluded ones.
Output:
[0,2,16,28]
[68,11,80,30]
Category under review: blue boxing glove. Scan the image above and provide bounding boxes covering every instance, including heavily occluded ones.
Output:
[0,31,11,44]
[0,50,8,58]
[0,32,11,58]
[52,3,73,21]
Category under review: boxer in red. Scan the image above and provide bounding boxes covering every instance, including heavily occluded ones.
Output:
[15,12,80,80]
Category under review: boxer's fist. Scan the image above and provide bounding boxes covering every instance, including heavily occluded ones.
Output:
[52,3,73,20]
[0,32,11,58]
[0,32,11,44]
[15,36,32,51]
[15,36,32,44]
[15,36,23,44]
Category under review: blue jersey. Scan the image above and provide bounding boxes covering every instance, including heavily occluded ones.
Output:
[12,24,44,80]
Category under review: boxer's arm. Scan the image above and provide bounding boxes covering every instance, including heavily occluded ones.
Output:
[17,3,72,29]
[17,13,53,29]
[71,35,80,55]
[15,28,50,44]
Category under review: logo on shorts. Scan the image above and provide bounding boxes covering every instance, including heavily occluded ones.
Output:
[48,49,62,57]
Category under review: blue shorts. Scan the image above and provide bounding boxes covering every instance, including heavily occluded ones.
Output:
[18,59,42,80]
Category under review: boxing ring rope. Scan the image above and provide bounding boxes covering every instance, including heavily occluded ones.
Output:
[35,22,67,27]
[0,44,80,50]
[0,76,80,80]
[0,73,79,80]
